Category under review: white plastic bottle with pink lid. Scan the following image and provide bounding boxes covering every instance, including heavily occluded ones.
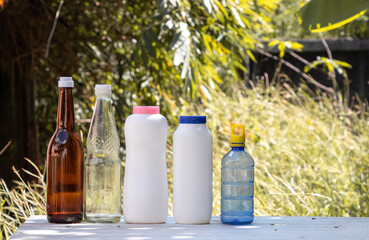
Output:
[123,106,168,223]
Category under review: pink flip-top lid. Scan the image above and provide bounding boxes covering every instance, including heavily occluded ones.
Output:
[133,106,160,114]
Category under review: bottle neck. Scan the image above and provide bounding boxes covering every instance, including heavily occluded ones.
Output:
[92,96,110,120]
[57,88,75,132]
[231,146,245,151]
[96,95,111,101]
[94,96,113,114]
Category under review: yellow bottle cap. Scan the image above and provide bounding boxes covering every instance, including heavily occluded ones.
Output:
[230,124,245,147]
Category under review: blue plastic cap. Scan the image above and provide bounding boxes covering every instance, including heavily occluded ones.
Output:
[180,116,206,124]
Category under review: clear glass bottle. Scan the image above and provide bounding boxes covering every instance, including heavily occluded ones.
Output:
[84,84,121,223]
[221,124,254,225]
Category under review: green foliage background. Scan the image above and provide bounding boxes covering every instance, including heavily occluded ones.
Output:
[1,0,369,239]
[34,0,282,163]
[17,0,369,162]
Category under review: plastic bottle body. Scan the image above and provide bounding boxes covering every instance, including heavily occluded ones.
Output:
[123,111,168,223]
[221,147,254,225]
[47,86,83,223]
[173,123,213,224]
[84,94,121,223]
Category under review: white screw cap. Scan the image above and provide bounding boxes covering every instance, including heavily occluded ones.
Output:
[95,84,111,96]
[58,77,74,88]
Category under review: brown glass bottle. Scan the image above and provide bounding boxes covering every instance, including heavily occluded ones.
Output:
[47,78,83,223]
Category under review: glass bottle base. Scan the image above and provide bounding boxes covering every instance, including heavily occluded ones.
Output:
[47,213,83,223]
[84,214,121,223]
[221,214,254,225]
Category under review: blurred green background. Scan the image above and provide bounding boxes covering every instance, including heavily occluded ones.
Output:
[1,0,369,238]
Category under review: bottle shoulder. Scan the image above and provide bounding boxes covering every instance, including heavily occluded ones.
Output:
[49,128,82,144]
[87,100,120,151]
[87,116,120,141]
[89,100,117,125]
[48,129,83,152]
[174,124,212,138]
[222,149,254,167]
[125,114,168,130]
[127,113,166,121]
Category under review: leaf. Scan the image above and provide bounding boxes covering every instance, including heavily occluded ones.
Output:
[230,6,246,28]
[163,93,177,108]
[164,19,174,30]
[334,60,352,69]
[268,39,280,48]
[202,34,213,56]
[233,61,248,72]
[325,61,334,73]
[304,57,351,76]
[169,23,190,51]
[213,0,227,17]
[203,0,212,14]
[304,58,324,72]
[304,65,311,73]
[168,0,178,6]
[199,84,211,100]
[247,50,256,62]
[190,67,196,98]
[169,31,182,50]
[291,42,304,51]
[185,65,196,98]
[180,42,191,78]
[169,32,182,51]
[297,0,369,32]
[278,43,286,58]
[174,38,190,66]
[256,0,281,11]
[336,67,344,75]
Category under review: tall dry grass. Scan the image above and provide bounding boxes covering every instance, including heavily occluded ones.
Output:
[0,157,46,239]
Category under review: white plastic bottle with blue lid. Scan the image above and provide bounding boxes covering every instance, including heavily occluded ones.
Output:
[173,116,213,224]
[221,124,254,225]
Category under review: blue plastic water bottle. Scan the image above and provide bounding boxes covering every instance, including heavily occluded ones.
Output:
[221,124,254,225]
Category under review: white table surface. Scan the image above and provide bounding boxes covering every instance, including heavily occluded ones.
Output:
[11,215,369,240]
